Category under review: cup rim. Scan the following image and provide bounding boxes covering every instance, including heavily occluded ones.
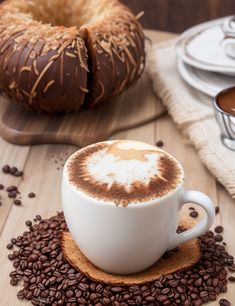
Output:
[213,86,235,117]
[62,140,185,208]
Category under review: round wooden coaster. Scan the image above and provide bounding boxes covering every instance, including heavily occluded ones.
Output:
[61,219,201,286]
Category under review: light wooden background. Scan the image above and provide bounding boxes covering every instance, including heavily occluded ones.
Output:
[0,31,234,305]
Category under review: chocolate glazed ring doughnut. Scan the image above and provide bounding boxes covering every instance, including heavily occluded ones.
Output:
[0,0,145,112]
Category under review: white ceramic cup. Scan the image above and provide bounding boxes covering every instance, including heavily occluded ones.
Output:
[62,140,215,275]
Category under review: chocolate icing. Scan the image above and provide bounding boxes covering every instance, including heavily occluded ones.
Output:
[0,0,145,113]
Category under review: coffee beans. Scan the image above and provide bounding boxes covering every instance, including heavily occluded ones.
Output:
[228,264,235,272]
[13,199,21,206]
[7,212,234,306]
[6,185,17,192]
[14,170,23,177]
[8,190,17,198]
[219,299,231,306]
[6,243,13,250]
[2,165,23,177]
[0,178,36,206]
[215,226,224,233]
[188,207,199,218]
[228,276,235,282]
[214,234,223,242]
[2,165,10,173]
[0,170,35,207]
[190,210,199,218]
[156,140,164,147]
[25,220,32,227]
[5,185,19,199]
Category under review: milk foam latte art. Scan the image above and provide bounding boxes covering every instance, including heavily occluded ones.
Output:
[62,140,215,274]
[66,140,184,206]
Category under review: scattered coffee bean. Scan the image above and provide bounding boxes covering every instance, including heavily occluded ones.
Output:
[214,234,223,242]
[156,140,164,147]
[226,255,234,265]
[6,243,13,250]
[7,212,233,306]
[36,215,41,221]
[2,165,10,173]
[6,186,17,192]
[8,191,17,198]
[11,238,16,244]
[228,264,235,272]
[10,167,17,174]
[10,278,18,286]
[219,298,231,306]
[215,206,220,214]
[228,276,235,282]
[2,165,23,177]
[189,206,195,210]
[190,210,199,218]
[28,192,35,198]
[14,170,23,177]
[215,226,224,233]
[0,170,26,208]
[8,253,14,260]
[25,220,32,227]
[13,199,21,206]
[17,290,25,300]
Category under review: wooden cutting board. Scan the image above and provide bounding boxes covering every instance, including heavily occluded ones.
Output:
[0,30,170,147]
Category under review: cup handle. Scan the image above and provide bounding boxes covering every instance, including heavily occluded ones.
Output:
[168,190,215,250]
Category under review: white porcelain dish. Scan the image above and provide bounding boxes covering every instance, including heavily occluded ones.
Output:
[177,17,235,76]
[177,59,235,97]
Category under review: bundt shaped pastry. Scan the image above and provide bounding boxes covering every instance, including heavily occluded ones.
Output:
[0,0,145,112]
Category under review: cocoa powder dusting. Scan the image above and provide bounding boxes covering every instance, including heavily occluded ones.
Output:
[67,144,183,206]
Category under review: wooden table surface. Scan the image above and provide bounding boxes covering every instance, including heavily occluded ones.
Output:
[0,30,234,305]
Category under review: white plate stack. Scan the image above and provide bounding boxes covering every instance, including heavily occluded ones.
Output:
[176,16,235,97]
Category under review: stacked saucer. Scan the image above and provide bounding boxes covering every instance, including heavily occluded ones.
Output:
[177,16,235,97]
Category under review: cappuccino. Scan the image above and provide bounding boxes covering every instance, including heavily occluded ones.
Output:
[62,140,215,274]
[65,140,183,206]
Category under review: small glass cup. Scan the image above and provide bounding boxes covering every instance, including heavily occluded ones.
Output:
[213,87,235,151]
